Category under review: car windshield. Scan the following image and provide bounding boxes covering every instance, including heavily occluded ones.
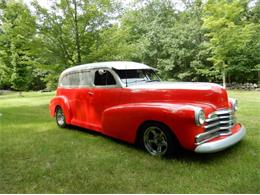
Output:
[115,69,161,86]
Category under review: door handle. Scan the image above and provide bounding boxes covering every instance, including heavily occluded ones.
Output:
[88,92,94,96]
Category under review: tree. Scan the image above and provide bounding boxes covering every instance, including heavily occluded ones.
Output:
[32,0,118,89]
[0,0,37,93]
[203,0,260,87]
[10,43,32,94]
[87,25,139,62]
[119,0,214,82]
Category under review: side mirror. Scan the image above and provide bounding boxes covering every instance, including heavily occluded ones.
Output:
[98,69,106,75]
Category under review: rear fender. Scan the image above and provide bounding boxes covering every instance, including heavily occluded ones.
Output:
[49,96,72,124]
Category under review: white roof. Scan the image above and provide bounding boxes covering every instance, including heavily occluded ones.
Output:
[61,61,155,75]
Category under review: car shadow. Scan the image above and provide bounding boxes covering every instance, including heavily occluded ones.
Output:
[67,124,136,148]
[66,124,246,163]
[165,144,243,163]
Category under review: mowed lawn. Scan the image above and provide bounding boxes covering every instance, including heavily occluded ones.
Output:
[0,91,259,193]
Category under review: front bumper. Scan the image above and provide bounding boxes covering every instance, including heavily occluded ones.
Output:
[194,125,246,153]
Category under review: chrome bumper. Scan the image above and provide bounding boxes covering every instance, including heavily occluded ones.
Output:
[195,125,246,153]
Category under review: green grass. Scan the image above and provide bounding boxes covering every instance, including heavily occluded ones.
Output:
[0,91,259,193]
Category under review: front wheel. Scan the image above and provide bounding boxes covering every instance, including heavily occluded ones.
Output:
[55,106,67,128]
[141,122,178,156]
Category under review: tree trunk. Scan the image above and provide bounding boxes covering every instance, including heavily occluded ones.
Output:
[228,73,231,85]
[18,91,23,97]
[257,70,260,84]
[222,70,226,89]
[73,0,81,64]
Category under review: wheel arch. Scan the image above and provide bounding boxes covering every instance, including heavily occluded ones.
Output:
[50,96,72,124]
[54,105,62,113]
[135,120,179,146]
[136,120,182,155]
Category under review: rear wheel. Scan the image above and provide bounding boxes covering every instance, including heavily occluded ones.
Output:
[55,106,67,128]
[140,122,178,156]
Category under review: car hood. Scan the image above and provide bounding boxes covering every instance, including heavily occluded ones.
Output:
[127,82,229,109]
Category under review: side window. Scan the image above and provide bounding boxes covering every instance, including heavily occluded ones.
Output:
[60,72,80,87]
[80,71,91,86]
[69,72,80,86]
[94,70,116,86]
[60,75,70,87]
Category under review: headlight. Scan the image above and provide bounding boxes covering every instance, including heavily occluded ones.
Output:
[194,109,206,126]
[229,98,238,111]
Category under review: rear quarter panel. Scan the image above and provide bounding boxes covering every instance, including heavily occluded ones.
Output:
[49,95,72,124]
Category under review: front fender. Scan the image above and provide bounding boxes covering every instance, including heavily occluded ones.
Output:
[49,96,72,124]
[101,102,212,149]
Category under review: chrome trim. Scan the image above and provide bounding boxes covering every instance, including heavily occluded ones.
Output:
[219,131,232,136]
[205,117,219,122]
[219,115,233,119]
[205,116,233,123]
[196,124,234,142]
[204,121,220,129]
[195,125,246,153]
[195,109,236,145]
[214,109,233,115]
[195,133,220,145]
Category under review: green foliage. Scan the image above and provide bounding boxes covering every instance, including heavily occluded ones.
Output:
[86,25,137,61]
[0,0,46,90]
[203,0,260,83]
[10,51,32,91]
[117,0,215,81]
[30,0,118,89]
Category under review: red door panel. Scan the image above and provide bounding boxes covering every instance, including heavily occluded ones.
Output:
[70,88,89,126]
[88,88,122,131]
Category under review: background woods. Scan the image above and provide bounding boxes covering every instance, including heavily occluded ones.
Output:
[0,0,260,91]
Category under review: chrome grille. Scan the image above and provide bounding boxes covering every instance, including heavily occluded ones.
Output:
[205,109,235,135]
[195,109,236,145]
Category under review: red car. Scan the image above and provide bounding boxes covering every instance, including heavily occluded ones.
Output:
[49,61,246,156]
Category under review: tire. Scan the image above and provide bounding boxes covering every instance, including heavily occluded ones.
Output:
[55,106,67,128]
[139,122,179,156]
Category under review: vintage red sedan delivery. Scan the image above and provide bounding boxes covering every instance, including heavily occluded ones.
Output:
[49,61,246,156]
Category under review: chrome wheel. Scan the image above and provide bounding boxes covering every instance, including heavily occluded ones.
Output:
[56,107,66,127]
[143,126,168,156]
